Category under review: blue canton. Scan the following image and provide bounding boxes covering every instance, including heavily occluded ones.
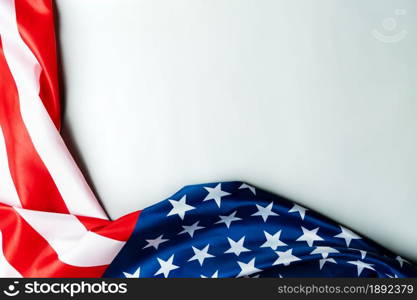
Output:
[104,181,417,278]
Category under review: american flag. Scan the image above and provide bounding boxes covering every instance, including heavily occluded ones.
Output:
[0,0,138,277]
[0,0,415,278]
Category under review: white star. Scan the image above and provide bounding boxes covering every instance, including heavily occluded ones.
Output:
[201,270,219,278]
[236,258,262,277]
[167,195,195,220]
[143,234,169,250]
[310,246,339,258]
[224,237,251,256]
[349,248,367,259]
[319,258,337,270]
[203,183,231,207]
[154,255,179,278]
[273,249,301,266]
[238,183,256,195]
[296,226,324,247]
[123,266,141,278]
[288,204,307,220]
[251,202,278,222]
[261,230,287,250]
[178,221,205,238]
[215,211,242,228]
[334,226,361,247]
[347,260,375,276]
[188,245,215,266]
[396,256,409,268]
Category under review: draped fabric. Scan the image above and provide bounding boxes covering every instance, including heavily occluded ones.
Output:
[0,0,415,278]
[104,182,417,278]
[0,0,138,277]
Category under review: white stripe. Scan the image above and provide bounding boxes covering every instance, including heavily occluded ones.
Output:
[0,231,22,277]
[15,207,125,267]
[0,0,107,219]
[0,126,21,207]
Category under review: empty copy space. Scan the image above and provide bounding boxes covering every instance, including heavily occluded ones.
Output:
[57,0,417,261]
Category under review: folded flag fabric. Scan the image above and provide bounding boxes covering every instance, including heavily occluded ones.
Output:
[0,0,138,277]
[0,0,416,278]
[104,181,417,278]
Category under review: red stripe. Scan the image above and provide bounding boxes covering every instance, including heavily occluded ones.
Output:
[0,37,68,214]
[14,0,61,129]
[0,203,106,277]
[11,0,108,226]
[77,211,141,242]
[0,203,140,277]
[0,1,140,277]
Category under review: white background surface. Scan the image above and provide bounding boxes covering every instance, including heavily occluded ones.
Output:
[57,0,417,261]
